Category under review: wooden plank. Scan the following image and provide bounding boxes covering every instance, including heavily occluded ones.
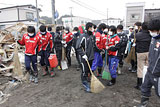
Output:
[0,66,14,71]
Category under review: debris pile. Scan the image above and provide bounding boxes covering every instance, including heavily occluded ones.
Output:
[0,23,27,104]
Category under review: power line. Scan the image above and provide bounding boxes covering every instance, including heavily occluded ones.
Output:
[70,0,106,16]
[76,0,106,15]
[0,3,16,6]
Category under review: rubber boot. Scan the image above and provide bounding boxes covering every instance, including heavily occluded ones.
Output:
[42,66,48,76]
[107,78,116,86]
[118,66,122,75]
[138,96,149,107]
[28,70,34,82]
[97,68,102,77]
[134,78,142,90]
[49,67,56,77]
[82,81,91,92]
[34,72,38,84]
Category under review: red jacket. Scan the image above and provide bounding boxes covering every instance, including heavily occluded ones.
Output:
[18,34,41,55]
[63,32,73,43]
[95,32,103,50]
[37,32,53,51]
[102,34,110,49]
[108,34,120,56]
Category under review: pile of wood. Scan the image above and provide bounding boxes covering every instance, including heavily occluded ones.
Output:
[0,23,27,80]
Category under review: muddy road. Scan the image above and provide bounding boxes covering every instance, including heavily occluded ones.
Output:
[1,57,160,107]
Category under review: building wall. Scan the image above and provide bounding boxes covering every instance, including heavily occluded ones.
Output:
[0,8,18,22]
[144,9,160,22]
[101,19,122,27]
[62,17,92,29]
[0,6,38,30]
[19,7,37,21]
[126,2,145,27]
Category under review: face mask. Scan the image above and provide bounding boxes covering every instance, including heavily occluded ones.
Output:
[92,29,94,32]
[150,31,158,37]
[134,26,138,30]
[117,31,122,34]
[72,31,77,34]
[108,31,113,36]
[104,29,108,33]
[65,30,69,34]
[41,32,46,35]
[28,33,34,37]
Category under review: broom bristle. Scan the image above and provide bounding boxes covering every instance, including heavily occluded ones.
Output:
[91,75,105,93]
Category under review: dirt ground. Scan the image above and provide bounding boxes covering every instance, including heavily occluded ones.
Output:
[1,57,160,107]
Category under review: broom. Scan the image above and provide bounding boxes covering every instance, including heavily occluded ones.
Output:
[125,30,137,63]
[102,35,111,80]
[85,59,105,93]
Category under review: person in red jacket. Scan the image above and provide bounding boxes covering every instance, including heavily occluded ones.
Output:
[63,27,73,66]
[91,23,106,76]
[101,25,110,60]
[18,26,41,83]
[38,25,54,77]
[106,25,121,86]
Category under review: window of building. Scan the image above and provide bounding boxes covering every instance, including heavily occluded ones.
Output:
[131,14,139,20]
[26,12,34,20]
[81,21,84,24]
[112,21,114,23]
[65,20,68,23]
[0,25,5,30]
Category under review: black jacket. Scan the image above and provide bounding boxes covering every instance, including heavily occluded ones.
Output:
[72,32,81,49]
[76,32,94,61]
[136,30,151,53]
[117,33,128,55]
[54,32,62,50]
[148,35,160,77]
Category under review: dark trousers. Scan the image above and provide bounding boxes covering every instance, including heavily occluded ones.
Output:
[141,71,160,98]
[119,55,124,68]
[75,50,81,66]
[55,49,62,66]
[131,53,137,70]
[25,55,38,77]
[80,58,93,82]
[66,45,71,65]
[40,50,50,67]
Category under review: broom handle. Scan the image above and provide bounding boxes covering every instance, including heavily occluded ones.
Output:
[82,48,94,75]
[85,58,94,75]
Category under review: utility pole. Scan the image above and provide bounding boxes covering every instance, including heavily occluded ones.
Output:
[70,7,73,29]
[51,0,55,25]
[107,8,108,25]
[36,0,39,29]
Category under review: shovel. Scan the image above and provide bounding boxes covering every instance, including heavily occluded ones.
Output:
[61,46,68,70]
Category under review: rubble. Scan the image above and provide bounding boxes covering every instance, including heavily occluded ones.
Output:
[0,23,27,104]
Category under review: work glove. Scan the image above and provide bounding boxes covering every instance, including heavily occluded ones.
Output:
[82,55,88,61]
[132,43,136,47]
[64,44,67,48]
[61,41,66,44]
[106,46,109,50]
[100,49,105,55]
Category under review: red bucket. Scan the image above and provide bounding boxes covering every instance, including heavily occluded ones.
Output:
[48,54,58,68]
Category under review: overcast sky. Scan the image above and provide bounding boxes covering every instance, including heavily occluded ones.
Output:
[0,0,160,20]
